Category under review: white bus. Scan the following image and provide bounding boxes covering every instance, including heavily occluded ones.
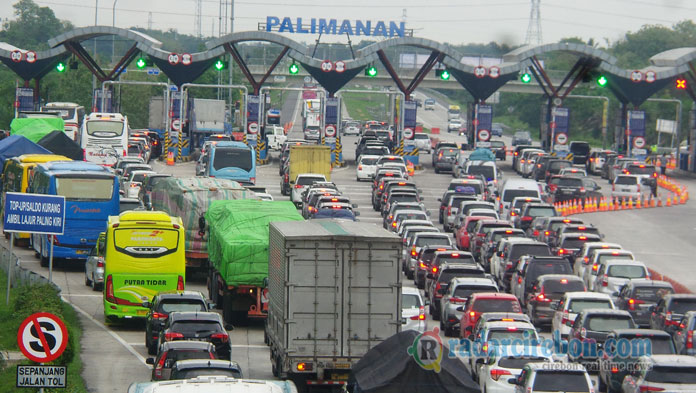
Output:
[81,113,129,167]
[42,102,85,142]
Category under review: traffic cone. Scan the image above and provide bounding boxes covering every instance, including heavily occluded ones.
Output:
[620,198,626,210]
[673,194,680,205]
[166,150,174,166]
[627,198,633,209]
[666,196,671,207]
[657,196,663,207]
[650,197,656,208]
[636,197,642,209]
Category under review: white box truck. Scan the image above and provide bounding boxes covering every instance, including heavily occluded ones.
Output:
[266,220,402,392]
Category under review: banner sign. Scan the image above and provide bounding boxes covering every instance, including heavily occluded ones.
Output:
[325,97,339,125]
[477,105,493,133]
[15,88,34,112]
[3,193,65,235]
[552,107,570,135]
[628,110,646,137]
[266,17,406,37]
[403,101,417,129]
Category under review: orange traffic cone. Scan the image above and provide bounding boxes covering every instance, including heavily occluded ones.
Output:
[166,150,174,166]
[636,197,642,209]
[666,196,671,207]
[650,197,656,208]
[673,194,680,205]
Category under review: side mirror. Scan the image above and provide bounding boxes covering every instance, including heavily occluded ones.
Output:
[351,204,358,209]
[507,378,519,385]
[437,198,442,202]
[207,301,216,309]
[596,186,602,190]
[456,306,464,312]
[146,357,155,365]
[142,301,151,309]
[468,334,475,341]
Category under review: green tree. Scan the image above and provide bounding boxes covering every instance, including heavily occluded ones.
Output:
[0,0,73,50]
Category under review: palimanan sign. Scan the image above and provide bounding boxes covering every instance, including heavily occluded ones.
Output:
[265,16,407,37]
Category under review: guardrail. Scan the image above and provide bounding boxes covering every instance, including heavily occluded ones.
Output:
[0,243,61,294]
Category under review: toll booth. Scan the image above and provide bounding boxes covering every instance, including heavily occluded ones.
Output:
[549,107,570,156]
[322,97,343,166]
[626,110,648,159]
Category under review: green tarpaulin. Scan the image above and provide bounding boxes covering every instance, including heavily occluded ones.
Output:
[10,118,65,142]
[206,200,303,287]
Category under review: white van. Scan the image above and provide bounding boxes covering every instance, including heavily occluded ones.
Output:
[497,178,541,217]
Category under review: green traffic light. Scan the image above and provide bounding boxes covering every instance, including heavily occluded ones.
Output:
[440,70,450,80]
[597,75,608,87]
[520,73,531,83]
[366,66,378,77]
[136,57,147,69]
[56,62,66,72]
[289,63,299,75]
[214,60,225,71]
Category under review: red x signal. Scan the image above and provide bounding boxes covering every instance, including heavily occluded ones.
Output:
[676,78,687,89]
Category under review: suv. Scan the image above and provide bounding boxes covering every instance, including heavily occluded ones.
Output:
[402,287,427,333]
[546,176,587,203]
[513,203,557,232]
[651,294,696,332]
[479,347,552,393]
[138,173,172,209]
[509,362,593,393]
[426,251,477,300]
[567,309,636,362]
[458,293,522,338]
[551,292,615,339]
[439,277,498,336]
[480,228,525,272]
[144,291,211,355]
[511,131,532,146]
[491,239,552,291]
[405,233,455,279]
[157,311,231,360]
[525,274,585,325]
[414,245,456,289]
[433,147,459,173]
[587,150,615,175]
[568,141,591,165]
[291,173,327,206]
[555,233,602,264]
[594,259,649,300]
[146,341,218,380]
[169,359,243,380]
[620,355,696,393]
[584,250,635,291]
[468,320,539,376]
[413,133,432,153]
[615,279,674,327]
[510,256,572,308]
[598,329,675,393]
[573,242,622,278]
[673,311,696,355]
[468,220,513,260]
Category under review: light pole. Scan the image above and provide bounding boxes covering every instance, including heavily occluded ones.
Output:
[112,0,118,65]
[93,0,98,95]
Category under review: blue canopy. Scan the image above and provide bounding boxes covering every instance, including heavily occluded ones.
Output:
[468,148,496,161]
[0,135,51,171]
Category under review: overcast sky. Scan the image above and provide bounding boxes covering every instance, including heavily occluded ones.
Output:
[2,0,694,48]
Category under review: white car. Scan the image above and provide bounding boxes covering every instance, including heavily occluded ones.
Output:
[342,121,361,135]
[551,291,615,339]
[559,167,587,177]
[356,155,380,181]
[622,355,696,393]
[479,346,553,393]
[611,174,645,201]
[448,118,463,133]
[572,242,622,278]
[401,287,427,333]
[256,193,274,201]
[593,259,649,300]
[290,173,327,206]
[510,362,593,393]
[583,249,635,291]
[123,170,156,198]
[266,125,287,150]
[413,133,432,153]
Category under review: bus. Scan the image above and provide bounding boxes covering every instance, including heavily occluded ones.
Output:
[42,102,85,142]
[1,154,71,244]
[81,113,129,166]
[28,161,119,266]
[206,141,256,185]
[103,211,186,320]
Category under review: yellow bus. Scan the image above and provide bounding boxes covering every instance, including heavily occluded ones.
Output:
[1,154,71,243]
[103,210,186,321]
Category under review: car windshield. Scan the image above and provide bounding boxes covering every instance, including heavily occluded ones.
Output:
[568,299,613,313]
[439,269,484,282]
[543,279,585,294]
[440,149,457,157]
[645,366,696,383]
[467,166,495,180]
[165,349,213,362]
[619,335,674,355]
[615,176,638,185]
[532,371,589,392]
[416,236,451,248]
[527,262,572,283]
[491,141,504,148]
[472,299,520,313]
[561,238,595,250]
[360,157,379,165]
[158,300,207,313]
[586,316,633,331]
[527,207,557,217]
[212,148,252,171]
[402,294,421,309]
[488,329,537,342]
[549,161,572,171]
[570,143,591,155]
[297,176,326,186]
[390,194,419,204]
[514,132,531,139]
[503,189,539,202]
[176,369,242,379]
[607,264,646,279]
[669,299,696,314]
[171,320,223,335]
[597,253,633,264]
[453,286,497,298]
[509,244,551,260]
[56,177,114,201]
[633,287,673,302]
[119,201,141,213]
[396,213,427,222]
[498,356,548,369]
[626,165,655,175]
[414,134,429,140]
[558,178,583,187]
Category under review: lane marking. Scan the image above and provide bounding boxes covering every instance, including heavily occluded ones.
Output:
[62,296,150,368]
[230,344,268,349]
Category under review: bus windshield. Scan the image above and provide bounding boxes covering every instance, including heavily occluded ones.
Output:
[55,177,114,200]
[212,148,252,171]
[113,228,180,258]
[86,121,124,137]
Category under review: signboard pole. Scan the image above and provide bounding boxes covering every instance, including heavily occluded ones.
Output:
[49,237,54,284]
[6,233,13,305]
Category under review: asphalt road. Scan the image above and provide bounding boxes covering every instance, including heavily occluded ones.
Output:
[4,93,696,391]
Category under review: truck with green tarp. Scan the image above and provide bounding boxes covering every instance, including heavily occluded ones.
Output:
[10,117,65,142]
[149,177,256,270]
[205,199,304,325]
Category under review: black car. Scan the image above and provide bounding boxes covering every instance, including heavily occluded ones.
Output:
[169,359,243,380]
[547,175,587,203]
[511,131,532,146]
[157,312,231,360]
[146,341,218,380]
[489,140,506,160]
[144,290,211,355]
[615,279,674,327]
[514,202,558,232]
[567,309,636,362]
[568,141,591,165]
[433,147,458,173]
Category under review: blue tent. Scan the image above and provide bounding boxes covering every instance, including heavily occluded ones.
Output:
[0,135,51,172]
[468,148,496,161]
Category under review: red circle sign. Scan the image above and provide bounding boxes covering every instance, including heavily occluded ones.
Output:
[181,53,192,66]
[334,61,346,73]
[25,51,37,63]
[488,66,500,79]
[248,122,259,134]
[18,312,68,363]
[474,66,487,78]
[325,125,336,137]
[10,50,22,63]
[478,129,491,141]
[633,136,646,149]
[168,53,180,65]
[320,60,333,72]
[555,133,568,145]
[403,127,414,139]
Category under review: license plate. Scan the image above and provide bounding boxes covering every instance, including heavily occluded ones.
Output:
[622,188,631,192]
[331,373,350,380]
[136,309,147,316]
[76,250,89,255]
[333,363,351,369]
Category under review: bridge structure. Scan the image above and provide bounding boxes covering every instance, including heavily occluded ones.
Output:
[2,28,696,167]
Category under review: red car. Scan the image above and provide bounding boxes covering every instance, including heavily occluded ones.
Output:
[456,216,489,250]
[459,293,522,338]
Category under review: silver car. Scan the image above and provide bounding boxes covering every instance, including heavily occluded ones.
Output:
[413,133,432,154]
[439,277,498,337]
[622,355,696,393]
[402,287,427,333]
[84,233,105,291]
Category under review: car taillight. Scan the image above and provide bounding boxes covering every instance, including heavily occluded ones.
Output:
[510,211,517,216]
[517,276,523,284]
[177,275,184,290]
[392,222,397,228]
[637,183,641,192]
[579,187,585,193]
[447,206,452,216]
[96,257,104,268]
[521,216,533,221]
[469,311,476,319]
[123,149,127,156]
[434,282,442,295]
[431,266,438,274]
[450,297,467,304]
[154,350,168,378]
[211,332,229,342]
[130,183,138,188]
[639,386,664,392]
[687,330,694,349]
[583,256,589,263]
[490,369,512,381]
[295,184,303,188]
[533,230,539,236]
[666,311,673,321]
[411,247,417,257]
[602,274,609,287]
[410,306,426,320]
[536,293,551,302]
[105,275,115,303]
[419,262,427,269]
[284,174,288,182]
[358,165,363,170]
[627,298,645,311]
[561,311,570,325]
[558,248,567,255]
[164,332,184,341]
[592,263,599,272]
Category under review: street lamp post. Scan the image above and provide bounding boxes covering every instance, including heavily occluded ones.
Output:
[112,0,118,65]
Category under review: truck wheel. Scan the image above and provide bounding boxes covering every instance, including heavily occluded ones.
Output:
[222,292,233,326]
